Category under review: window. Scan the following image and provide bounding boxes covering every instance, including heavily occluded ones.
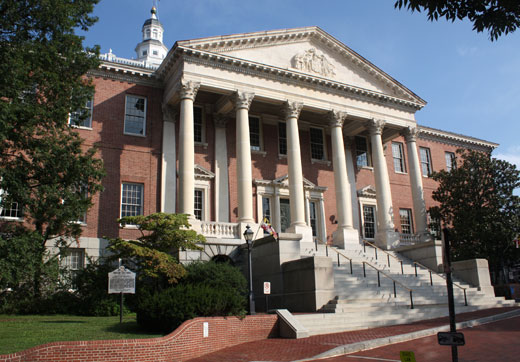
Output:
[420,147,433,176]
[262,197,271,235]
[249,116,261,151]
[278,122,287,155]
[427,212,441,240]
[0,190,22,219]
[194,106,203,143]
[146,29,151,39]
[153,50,158,56]
[124,95,146,136]
[399,209,413,235]
[445,152,456,172]
[392,142,406,173]
[69,99,93,128]
[152,29,158,39]
[363,205,376,239]
[121,183,143,218]
[309,201,318,237]
[142,50,147,56]
[356,136,371,167]
[280,198,291,233]
[62,248,85,271]
[194,189,204,221]
[310,127,325,160]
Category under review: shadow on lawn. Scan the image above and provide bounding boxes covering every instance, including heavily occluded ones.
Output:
[42,320,87,324]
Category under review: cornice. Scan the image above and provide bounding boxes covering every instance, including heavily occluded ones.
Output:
[89,61,162,87]
[165,47,424,111]
[174,26,426,107]
[418,125,498,152]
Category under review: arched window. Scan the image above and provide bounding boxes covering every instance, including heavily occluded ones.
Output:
[152,29,158,39]
[146,29,150,39]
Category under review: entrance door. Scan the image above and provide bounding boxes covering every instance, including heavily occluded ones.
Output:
[280,198,291,232]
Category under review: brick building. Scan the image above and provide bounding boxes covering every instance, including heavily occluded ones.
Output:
[52,7,497,268]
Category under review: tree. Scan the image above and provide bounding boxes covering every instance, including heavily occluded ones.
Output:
[0,0,105,299]
[107,213,205,288]
[429,150,520,280]
[394,0,520,40]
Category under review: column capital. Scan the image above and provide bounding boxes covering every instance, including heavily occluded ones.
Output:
[404,126,420,142]
[235,91,254,110]
[328,110,347,128]
[180,80,200,101]
[161,103,176,123]
[213,113,228,128]
[284,101,303,120]
[368,118,385,136]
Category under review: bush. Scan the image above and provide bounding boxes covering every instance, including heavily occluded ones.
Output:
[136,261,247,333]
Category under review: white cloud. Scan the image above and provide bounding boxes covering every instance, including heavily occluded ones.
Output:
[456,46,478,57]
[495,145,520,168]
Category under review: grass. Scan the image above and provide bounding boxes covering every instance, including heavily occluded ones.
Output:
[0,314,163,355]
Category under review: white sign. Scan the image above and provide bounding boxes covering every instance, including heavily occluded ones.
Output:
[263,281,271,295]
[108,266,136,294]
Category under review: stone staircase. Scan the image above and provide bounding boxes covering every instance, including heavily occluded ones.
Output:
[295,242,517,336]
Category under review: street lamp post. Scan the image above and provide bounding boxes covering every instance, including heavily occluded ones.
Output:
[243,225,255,315]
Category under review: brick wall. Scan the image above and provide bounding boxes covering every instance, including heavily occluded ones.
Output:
[0,315,279,362]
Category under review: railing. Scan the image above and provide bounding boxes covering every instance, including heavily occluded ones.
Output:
[411,260,468,306]
[362,240,404,274]
[99,53,159,70]
[199,221,240,239]
[399,233,422,245]
[314,239,415,309]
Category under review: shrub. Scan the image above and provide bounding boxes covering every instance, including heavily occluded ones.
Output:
[136,261,247,333]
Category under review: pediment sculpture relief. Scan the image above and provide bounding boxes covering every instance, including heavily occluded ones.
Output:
[291,48,336,77]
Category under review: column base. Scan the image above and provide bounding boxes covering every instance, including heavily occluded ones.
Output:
[332,228,360,249]
[375,229,400,250]
[287,223,313,244]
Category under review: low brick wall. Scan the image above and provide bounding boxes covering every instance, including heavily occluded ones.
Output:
[0,315,279,362]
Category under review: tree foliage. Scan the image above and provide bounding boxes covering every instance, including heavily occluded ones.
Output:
[107,213,205,286]
[394,0,520,40]
[0,0,104,296]
[429,150,520,272]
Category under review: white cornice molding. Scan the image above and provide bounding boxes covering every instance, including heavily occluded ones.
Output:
[173,26,426,107]
[159,46,424,111]
[418,125,498,152]
[89,60,161,87]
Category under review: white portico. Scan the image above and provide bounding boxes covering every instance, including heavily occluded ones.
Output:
[157,26,429,250]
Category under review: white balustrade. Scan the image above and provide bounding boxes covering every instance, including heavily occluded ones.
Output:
[200,221,240,239]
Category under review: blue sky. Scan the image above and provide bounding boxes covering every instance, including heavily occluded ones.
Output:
[82,0,520,167]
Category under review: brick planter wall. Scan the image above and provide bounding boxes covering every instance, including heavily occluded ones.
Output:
[0,315,279,362]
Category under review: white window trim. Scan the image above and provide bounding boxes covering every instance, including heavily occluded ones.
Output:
[193,104,207,147]
[193,165,214,222]
[249,115,264,153]
[69,98,93,130]
[309,127,328,162]
[359,198,377,240]
[420,147,433,177]
[0,189,23,221]
[392,142,407,174]
[124,95,147,137]
[399,208,414,235]
[120,183,144,228]
[355,135,372,168]
[445,151,456,172]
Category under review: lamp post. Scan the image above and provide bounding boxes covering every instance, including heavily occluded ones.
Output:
[243,224,255,315]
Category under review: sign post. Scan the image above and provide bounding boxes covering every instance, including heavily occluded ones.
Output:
[108,265,136,323]
[263,281,271,313]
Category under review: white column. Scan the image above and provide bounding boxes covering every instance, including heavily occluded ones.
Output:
[405,126,431,241]
[368,119,399,249]
[284,101,312,241]
[344,136,361,231]
[235,91,255,224]
[178,80,200,217]
[160,103,176,213]
[329,111,359,248]
[214,114,230,222]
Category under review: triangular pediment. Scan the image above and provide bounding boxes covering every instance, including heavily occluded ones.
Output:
[358,185,377,199]
[194,165,215,180]
[177,27,424,105]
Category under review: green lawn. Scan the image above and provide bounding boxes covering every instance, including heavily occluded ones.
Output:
[0,314,163,355]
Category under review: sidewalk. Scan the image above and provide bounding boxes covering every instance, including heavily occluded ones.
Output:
[186,307,520,362]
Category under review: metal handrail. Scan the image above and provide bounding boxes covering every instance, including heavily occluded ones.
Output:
[411,260,468,306]
[362,239,404,273]
[331,246,415,309]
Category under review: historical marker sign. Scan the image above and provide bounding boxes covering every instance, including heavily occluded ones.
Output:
[108,266,136,294]
[263,282,271,295]
[437,332,465,346]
